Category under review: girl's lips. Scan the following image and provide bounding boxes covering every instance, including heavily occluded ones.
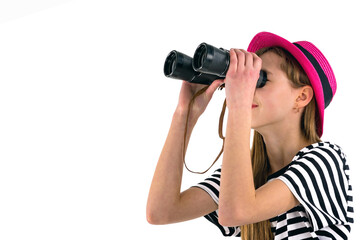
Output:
[252,104,258,108]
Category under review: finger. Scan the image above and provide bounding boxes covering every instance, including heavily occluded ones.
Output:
[239,49,254,67]
[252,52,262,69]
[234,49,245,67]
[205,80,224,100]
[206,79,225,97]
[227,49,238,75]
[238,49,248,55]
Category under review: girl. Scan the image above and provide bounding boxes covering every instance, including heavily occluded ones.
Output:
[146,32,354,239]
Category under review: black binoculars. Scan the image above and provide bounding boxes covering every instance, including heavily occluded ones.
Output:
[163,43,267,88]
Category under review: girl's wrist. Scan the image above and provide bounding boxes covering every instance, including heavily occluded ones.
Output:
[226,98,253,112]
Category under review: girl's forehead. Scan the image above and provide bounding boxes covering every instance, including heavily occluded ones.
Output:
[260,52,284,75]
[260,51,283,67]
[260,52,290,83]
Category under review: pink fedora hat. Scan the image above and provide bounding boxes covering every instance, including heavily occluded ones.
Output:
[247,32,337,137]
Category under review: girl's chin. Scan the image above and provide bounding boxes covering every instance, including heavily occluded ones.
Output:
[251,123,268,133]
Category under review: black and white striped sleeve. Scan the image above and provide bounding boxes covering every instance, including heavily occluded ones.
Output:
[277,142,354,237]
[192,168,241,237]
[194,168,221,205]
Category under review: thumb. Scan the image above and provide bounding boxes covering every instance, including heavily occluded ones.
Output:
[205,79,225,98]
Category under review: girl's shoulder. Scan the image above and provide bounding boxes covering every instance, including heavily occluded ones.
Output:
[275,141,354,234]
[293,141,347,163]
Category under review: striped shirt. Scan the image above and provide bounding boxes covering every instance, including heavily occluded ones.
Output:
[193,142,354,239]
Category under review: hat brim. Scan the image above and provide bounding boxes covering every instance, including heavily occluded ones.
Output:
[247,32,325,137]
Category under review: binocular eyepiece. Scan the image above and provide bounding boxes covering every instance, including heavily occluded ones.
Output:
[164,43,267,88]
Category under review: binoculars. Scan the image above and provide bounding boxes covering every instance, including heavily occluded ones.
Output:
[163,43,267,88]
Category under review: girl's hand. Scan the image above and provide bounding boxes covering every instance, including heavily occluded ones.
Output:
[224,49,262,110]
[176,79,224,122]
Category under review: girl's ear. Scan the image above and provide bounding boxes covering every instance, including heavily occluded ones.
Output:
[295,86,314,109]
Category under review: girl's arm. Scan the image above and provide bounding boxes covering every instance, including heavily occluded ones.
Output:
[146,80,223,225]
[218,108,299,226]
[218,49,298,226]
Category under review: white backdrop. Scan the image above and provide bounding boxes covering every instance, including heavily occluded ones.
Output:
[0,0,359,239]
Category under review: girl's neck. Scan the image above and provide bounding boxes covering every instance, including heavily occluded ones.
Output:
[258,126,314,175]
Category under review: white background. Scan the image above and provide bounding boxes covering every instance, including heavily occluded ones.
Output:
[0,0,359,239]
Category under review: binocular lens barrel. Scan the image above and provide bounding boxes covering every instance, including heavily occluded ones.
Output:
[164,50,219,85]
[164,51,176,76]
[164,50,196,81]
[163,43,267,88]
[193,44,207,72]
[193,43,230,77]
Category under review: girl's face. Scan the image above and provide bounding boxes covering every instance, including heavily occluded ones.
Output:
[251,52,300,132]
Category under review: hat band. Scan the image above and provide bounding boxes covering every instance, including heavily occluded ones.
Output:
[293,43,333,108]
